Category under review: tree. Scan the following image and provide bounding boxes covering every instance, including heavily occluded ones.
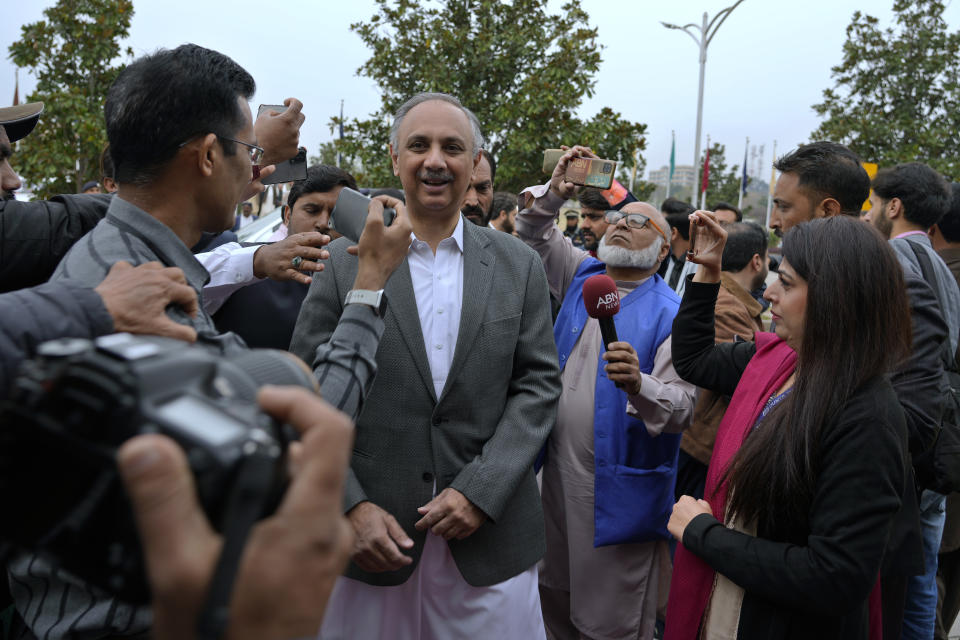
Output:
[8,0,133,198]
[699,142,742,207]
[310,140,362,177]
[332,0,648,192]
[811,0,960,177]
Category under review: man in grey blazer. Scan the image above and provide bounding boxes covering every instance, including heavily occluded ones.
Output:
[290,92,560,638]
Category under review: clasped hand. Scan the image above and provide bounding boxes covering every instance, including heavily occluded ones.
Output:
[667,495,713,542]
[347,487,485,573]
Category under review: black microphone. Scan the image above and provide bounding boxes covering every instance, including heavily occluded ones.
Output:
[583,274,620,350]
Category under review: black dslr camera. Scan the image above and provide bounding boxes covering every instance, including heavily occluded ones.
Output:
[0,333,316,603]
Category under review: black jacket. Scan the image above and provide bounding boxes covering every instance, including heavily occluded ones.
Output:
[672,280,908,640]
[0,194,111,293]
[0,281,112,399]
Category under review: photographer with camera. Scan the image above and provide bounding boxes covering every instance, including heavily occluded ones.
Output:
[117,385,354,640]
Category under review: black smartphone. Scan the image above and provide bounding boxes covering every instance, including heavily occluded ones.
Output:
[329,188,397,242]
[261,146,307,185]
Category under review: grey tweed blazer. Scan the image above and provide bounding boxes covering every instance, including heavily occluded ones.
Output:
[289,220,560,587]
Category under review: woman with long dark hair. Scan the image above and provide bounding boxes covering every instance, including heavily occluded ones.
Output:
[664,214,912,640]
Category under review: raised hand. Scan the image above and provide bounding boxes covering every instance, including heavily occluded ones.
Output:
[688,210,728,283]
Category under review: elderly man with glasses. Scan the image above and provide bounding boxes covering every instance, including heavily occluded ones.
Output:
[516,146,696,640]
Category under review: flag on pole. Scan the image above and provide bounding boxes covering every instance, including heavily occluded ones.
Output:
[701,146,710,194]
[768,145,776,198]
[765,140,777,228]
[337,99,344,167]
[741,140,749,194]
[667,130,675,198]
[738,136,749,209]
[700,137,711,210]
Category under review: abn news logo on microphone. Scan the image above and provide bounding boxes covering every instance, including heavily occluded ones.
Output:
[595,291,619,314]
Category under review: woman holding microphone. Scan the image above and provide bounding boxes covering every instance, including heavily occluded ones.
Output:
[664,212,911,639]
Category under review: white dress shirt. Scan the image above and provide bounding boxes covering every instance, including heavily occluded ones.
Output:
[195,242,261,314]
[407,217,465,397]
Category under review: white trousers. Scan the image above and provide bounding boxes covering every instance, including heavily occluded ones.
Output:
[319,532,546,640]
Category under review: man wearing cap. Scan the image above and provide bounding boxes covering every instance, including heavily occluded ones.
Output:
[516,146,695,640]
[562,209,583,247]
[0,102,119,293]
[79,180,101,194]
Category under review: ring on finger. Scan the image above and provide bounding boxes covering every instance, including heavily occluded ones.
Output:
[291,256,303,269]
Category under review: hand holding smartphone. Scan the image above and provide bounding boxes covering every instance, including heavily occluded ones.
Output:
[542,148,617,190]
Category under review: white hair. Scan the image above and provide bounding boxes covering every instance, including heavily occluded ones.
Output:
[597,235,664,271]
[389,92,484,154]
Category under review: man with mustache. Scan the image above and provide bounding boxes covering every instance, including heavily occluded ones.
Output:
[461,149,494,225]
[576,187,610,256]
[291,92,560,639]
[516,146,696,640]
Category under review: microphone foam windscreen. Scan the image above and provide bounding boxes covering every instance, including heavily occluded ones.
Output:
[582,274,620,318]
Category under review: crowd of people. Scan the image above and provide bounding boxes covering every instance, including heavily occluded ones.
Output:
[1,41,960,640]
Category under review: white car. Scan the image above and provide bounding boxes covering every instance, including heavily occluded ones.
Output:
[237,208,285,243]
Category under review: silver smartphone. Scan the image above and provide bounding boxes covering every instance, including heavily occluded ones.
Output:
[329,188,397,242]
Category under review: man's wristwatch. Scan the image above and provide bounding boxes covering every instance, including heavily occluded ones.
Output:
[344,289,388,317]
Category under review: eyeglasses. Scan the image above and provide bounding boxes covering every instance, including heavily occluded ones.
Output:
[604,210,668,240]
[218,135,264,164]
[179,134,264,164]
[581,212,605,221]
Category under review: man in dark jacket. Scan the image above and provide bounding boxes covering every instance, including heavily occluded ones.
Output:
[770,141,946,639]
[865,163,960,640]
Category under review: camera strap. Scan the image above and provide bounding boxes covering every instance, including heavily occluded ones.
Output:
[195,445,279,640]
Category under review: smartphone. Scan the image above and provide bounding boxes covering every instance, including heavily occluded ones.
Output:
[542,149,565,174]
[541,149,617,189]
[329,187,397,242]
[565,156,617,189]
[261,147,307,185]
[257,104,287,118]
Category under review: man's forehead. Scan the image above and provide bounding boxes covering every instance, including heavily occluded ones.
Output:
[474,155,491,181]
[399,100,472,142]
[775,171,801,197]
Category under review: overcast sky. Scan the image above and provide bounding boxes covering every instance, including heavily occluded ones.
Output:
[3,0,959,183]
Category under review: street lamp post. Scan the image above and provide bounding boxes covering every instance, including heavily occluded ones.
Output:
[662,0,745,206]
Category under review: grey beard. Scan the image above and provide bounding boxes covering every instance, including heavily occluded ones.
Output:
[597,235,663,270]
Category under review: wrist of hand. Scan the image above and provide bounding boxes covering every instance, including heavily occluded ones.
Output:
[352,272,387,291]
[252,246,267,279]
[692,264,721,284]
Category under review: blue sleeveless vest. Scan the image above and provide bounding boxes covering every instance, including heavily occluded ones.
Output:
[552,257,682,545]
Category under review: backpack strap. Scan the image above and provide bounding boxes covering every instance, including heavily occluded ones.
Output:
[906,239,958,370]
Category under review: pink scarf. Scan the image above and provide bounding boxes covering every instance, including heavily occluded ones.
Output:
[664,333,883,639]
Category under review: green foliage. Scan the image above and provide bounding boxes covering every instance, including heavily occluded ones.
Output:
[310,140,362,178]
[700,142,742,206]
[8,0,133,199]
[334,0,647,193]
[811,0,960,177]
